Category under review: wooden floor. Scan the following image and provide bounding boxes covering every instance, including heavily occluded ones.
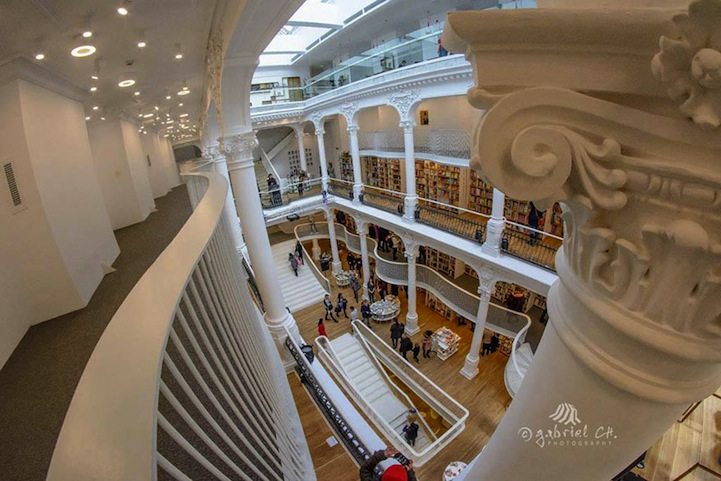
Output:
[291,240,512,481]
[636,387,721,481]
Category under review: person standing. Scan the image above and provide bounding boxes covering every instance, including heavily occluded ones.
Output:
[323,294,338,322]
[422,333,432,358]
[390,320,401,349]
[490,333,500,354]
[412,343,421,364]
[391,235,401,260]
[481,329,493,356]
[367,278,376,303]
[403,421,419,447]
[350,273,360,303]
[361,300,372,328]
[527,201,543,245]
[359,447,417,481]
[318,318,327,338]
[336,293,348,318]
[289,253,299,277]
[295,241,304,265]
[379,280,387,301]
[400,335,413,359]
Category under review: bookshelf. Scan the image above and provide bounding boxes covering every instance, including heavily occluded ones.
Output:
[468,170,494,216]
[423,247,457,278]
[362,156,403,191]
[338,151,354,182]
[415,160,466,207]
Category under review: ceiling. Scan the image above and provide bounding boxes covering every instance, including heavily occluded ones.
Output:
[0,0,218,142]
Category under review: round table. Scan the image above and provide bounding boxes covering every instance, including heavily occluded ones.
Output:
[443,461,468,481]
[370,295,400,322]
[334,271,353,287]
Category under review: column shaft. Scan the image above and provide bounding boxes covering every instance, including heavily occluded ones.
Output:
[405,252,419,334]
[316,131,329,191]
[460,290,492,380]
[212,154,245,252]
[358,225,370,298]
[326,211,342,273]
[482,188,506,256]
[295,128,307,172]
[348,126,363,202]
[401,122,417,222]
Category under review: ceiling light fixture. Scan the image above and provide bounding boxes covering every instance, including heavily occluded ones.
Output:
[178,102,183,106]
[100,116,106,121]
[154,105,159,111]
[85,116,91,121]
[71,45,96,57]
[118,79,135,87]
[117,1,129,15]
[165,95,171,100]
[92,105,99,110]
[35,52,46,60]
[179,113,189,118]
[174,43,184,60]
[90,86,97,92]
[91,73,99,80]
[177,89,189,96]
[133,91,140,96]
[82,31,93,38]
[143,113,154,118]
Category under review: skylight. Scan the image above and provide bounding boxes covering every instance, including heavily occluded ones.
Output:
[260,0,386,66]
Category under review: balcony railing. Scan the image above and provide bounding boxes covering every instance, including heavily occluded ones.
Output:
[47,173,314,481]
[360,129,471,161]
[416,197,489,244]
[258,177,323,209]
[501,221,562,271]
[361,185,405,215]
[295,221,530,337]
[250,23,447,107]
[328,177,354,200]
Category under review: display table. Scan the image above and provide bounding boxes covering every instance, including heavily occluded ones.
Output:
[432,327,461,360]
[370,295,400,322]
[443,461,468,481]
[334,271,353,287]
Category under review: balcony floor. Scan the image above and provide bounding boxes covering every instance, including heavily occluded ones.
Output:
[0,185,192,481]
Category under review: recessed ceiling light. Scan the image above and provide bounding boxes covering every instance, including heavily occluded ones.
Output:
[118,79,135,88]
[89,86,97,92]
[117,2,129,16]
[177,90,189,96]
[166,119,174,124]
[165,95,171,100]
[35,52,46,60]
[100,116,106,120]
[137,41,146,48]
[85,116,91,120]
[154,105,159,111]
[143,113,154,118]
[71,45,96,57]
[82,31,93,38]
[178,102,183,107]
[133,91,140,96]
[91,74,99,80]
[92,105,99,110]
[174,53,183,60]
[179,113,189,118]
[137,113,143,117]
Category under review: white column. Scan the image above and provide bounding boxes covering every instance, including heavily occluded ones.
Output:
[294,125,307,172]
[325,209,342,274]
[460,269,496,380]
[482,188,506,256]
[400,120,418,222]
[356,218,370,299]
[316,128,329,191]
[210,146,245,253]
[404,240,420,335]
[221,132,298,363]
[348,125,363,202]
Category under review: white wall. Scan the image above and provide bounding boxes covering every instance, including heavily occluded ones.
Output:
[121,121,155,215]
[413,95,483,134]
[140,131,172,199]
[19,79,119,304]
[160,138,181,188]
[88,120,149,229]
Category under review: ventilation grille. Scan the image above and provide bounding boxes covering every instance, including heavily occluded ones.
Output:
[3,162,22,208]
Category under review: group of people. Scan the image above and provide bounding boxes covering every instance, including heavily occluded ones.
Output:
[287,241,304,276]
[378,232,403,260]
[389,320,432,364]
[266,173,282,206]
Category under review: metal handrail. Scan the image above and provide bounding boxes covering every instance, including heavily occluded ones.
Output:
[511,317,532,379]
[284,335,372,465]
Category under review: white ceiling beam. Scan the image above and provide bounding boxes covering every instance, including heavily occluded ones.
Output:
[285,20,343,29]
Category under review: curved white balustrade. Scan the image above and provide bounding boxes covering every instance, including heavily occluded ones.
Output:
[293,223,331,294]
[48,174,315,481]
[294,222,529,338]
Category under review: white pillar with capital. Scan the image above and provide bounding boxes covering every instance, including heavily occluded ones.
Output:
[221,132,299,363]
[310,113,329,191]
[446,2,721,479]
[482,188,506,256]
[403,238,420,335]
[325,208,342,274]
[355,217,371,299]
[340,103,362,202]
[292,124,307,172]
[208,146,245,253]
[389,90,421,222]
[460,268,496,380]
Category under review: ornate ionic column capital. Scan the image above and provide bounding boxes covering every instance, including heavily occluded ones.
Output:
[353,216,367,235]
[473,266,498,299]
[469,84,721,402]
[347,124,360,134]
[399,119,416,131]
[389,88,421,124]
[339,102,359,126]
[402,235,420,259]
[309,111,326,134]
[220,132,257,171]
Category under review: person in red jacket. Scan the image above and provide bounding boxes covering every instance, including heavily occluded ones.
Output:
[359,447,416,481]
[317,318,327,338]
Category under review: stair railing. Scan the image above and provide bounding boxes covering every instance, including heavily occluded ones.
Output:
[292,223,331,294]
[511,316,533,379]
[314,336,430,464]
[350,321,469,467]
[284,335,373,465]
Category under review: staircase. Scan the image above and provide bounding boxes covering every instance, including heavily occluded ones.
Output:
[329,333,432,452]
[504,342,534,397]
[270,239,327,312]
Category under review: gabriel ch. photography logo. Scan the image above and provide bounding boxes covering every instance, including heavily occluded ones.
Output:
[518,402,618,448]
